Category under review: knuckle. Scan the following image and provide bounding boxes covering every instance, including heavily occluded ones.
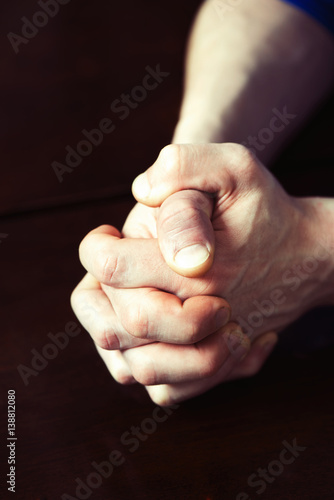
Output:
[78,233,94,266]
[78,234,88,257]
[182,319,200,344]
[93,326,120,350]
[159,144,181,173]
[70,288,92,324]
[197,352,221,379]
[227,143,258,176]
[112,367,134,385]
[122,303,149,339]
[70,287,80,311]
[228,142,255,161]
[96,252,119,285]
[223,143,257,168]
[132,360,157,386]
[148,387,174,407]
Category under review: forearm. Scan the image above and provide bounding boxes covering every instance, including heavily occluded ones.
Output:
[172,0,334,165]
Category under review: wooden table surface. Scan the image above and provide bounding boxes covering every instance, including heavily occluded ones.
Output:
[1,1,334,499]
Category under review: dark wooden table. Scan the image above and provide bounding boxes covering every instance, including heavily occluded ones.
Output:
[1,1,334,499]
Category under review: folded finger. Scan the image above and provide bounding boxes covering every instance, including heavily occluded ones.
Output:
[96,346,137,385]
[226,331,278,380]
[79,225,219,299]
[71,273,149,350]
[132,143,248,207]
[145,332,277,405]
[104,284,231,344]
[121,323,249,386]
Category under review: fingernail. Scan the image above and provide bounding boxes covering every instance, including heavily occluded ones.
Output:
[223,330,249,357]
[173,244,210,269]
[215,307,230,329]
[132,173,150,200]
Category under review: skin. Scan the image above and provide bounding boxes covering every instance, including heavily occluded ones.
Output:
[71,0,334,405]
[172,0,334,158]
[73,143,334,404]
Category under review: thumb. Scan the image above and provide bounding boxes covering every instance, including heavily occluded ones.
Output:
[157,189,215,277]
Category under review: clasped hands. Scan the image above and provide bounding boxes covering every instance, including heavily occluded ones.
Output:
[72,143,324,405]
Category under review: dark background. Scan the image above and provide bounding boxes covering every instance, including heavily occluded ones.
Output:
[1,1,334,499]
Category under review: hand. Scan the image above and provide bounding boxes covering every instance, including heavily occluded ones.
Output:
[95,330,278,405]
[77,144,331,342]
[73,141,334,402]
[72,203,261,403]
[130,143,333,334]
[72,255,279,405]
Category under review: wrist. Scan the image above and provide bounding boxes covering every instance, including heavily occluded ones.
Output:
[296,196,334,306]
[172,115,225,144]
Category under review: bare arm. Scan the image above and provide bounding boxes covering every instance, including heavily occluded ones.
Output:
[173,0,334,164]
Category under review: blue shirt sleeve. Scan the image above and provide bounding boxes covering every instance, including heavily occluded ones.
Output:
[282,0,334,34]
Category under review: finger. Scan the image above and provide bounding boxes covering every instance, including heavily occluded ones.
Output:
[79,224,123,283]
[71,273,149,350]
[104,284,231,344]
[226,331,278,380]
[96,345,137,385]
[79,224,160,285]
[79,226,188,294]
[79,225,220,298]
[132,143,255,207]
[157,189,215,278]
[121,323,249,385]
[72,273,229,348]
[121,202,159,239]
[145,332,277,406]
